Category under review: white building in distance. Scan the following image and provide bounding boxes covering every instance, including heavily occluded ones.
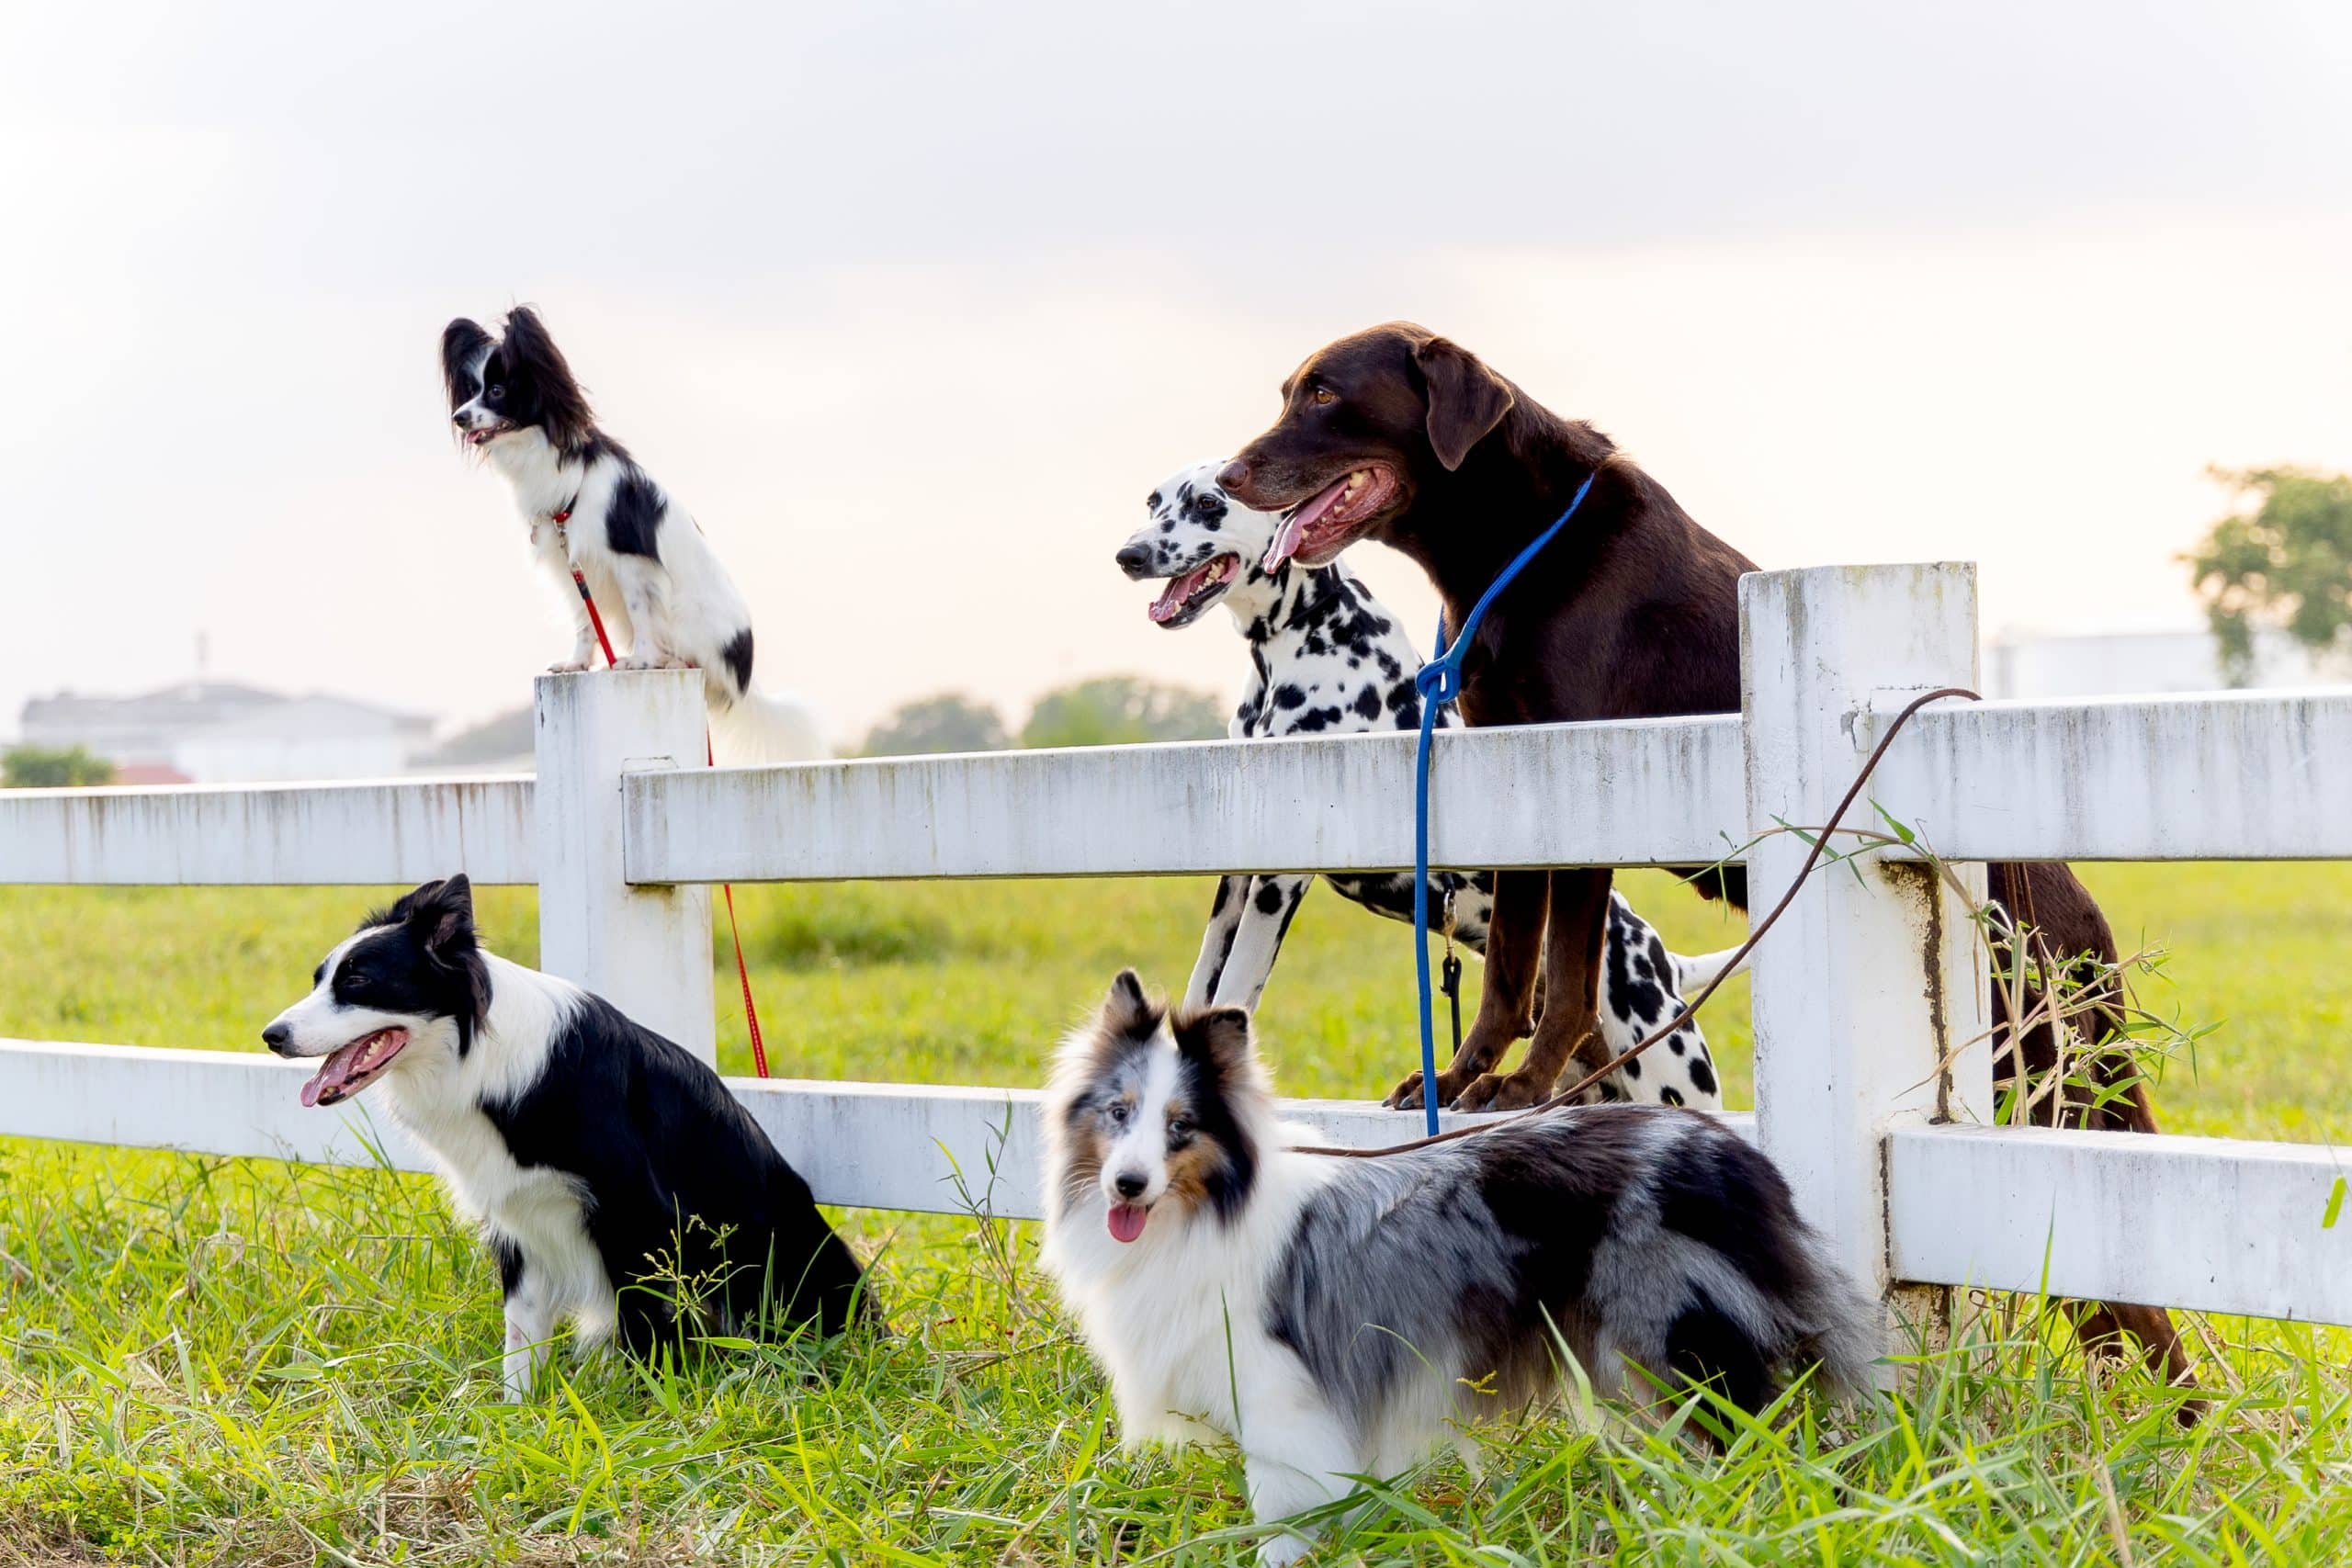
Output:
[1984,626,2346,700]
[17,682,435,784]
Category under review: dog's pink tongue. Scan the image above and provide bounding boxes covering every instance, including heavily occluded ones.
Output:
[1148,578,1190,624]
[300,1040,362,1108]
[1261,478,1351,569]
[1106,1203,1148,1244]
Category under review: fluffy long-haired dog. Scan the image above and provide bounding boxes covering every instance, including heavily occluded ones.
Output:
[1117,459,1735,1112]
[263,875,870,1398]
[441,306,824,762]
[1041,972,1878,1564]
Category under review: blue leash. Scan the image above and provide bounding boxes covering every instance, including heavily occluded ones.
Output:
[1408,470,1597,1133]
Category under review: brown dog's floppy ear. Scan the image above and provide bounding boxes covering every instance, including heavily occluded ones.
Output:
[1100,968,1159,1038]
[1415,335,1514,470]
[1172,1005,1253,1075]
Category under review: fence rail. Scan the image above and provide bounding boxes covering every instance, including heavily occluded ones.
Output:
[2,560,2346,1333]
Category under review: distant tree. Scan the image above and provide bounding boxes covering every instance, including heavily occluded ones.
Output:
[414,705,534,767]
[2186,466,2352,684]
[861,693,1012,757]
[1019,676,1226,750]
[2,745,117,787]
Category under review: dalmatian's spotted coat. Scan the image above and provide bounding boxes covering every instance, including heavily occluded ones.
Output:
[1115,461,1736,1111]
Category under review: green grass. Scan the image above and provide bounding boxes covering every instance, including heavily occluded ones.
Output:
[2,865,2348,1562]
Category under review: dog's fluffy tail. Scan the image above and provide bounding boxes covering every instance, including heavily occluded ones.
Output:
[1672,944,1747,995]
[709,687,829,765]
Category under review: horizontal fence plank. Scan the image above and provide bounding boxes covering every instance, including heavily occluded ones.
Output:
[0,1038,1754,1219]
[624,719,1747,883]
[1870,690,2352,862]
[0,776,536,886]
[1888,1123,2352,1326]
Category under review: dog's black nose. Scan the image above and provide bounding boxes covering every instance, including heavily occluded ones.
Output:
[1114,543,1153,578]
[262,1022,292,1054]
[1114,1173,1148,1200]
[450,411,468,427]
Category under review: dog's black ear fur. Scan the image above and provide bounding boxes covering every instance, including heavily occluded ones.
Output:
[441,318,492,412]
[499,305,595,455]
[1100,968,1159,1040]
[392,874,478,963]
[1172,1005,1252,1076]
[1415,334,1515,470]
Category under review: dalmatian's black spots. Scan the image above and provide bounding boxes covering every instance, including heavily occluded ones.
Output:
[1181,486,1228,528]
[1623,1055,1642,1079]
[1689,1056,1717,1098]
[1290,705,1346,733]
[1660,1086,1684,1107]
[1353,684,1383,721]
[1210,877,1235,917]
[1255,881,1290,917]
[1668,1032,1687,1055]
[1272,683,1306,710]
[1606,919,1667,1028]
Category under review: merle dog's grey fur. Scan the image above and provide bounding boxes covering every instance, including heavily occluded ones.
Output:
[1264,1107,1881,1426]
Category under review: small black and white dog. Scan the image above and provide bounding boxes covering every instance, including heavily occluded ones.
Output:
[1042,972,1878,1565]
[1118,461,1735,1111]
[441,306,824,762]
[263,875,869,1398]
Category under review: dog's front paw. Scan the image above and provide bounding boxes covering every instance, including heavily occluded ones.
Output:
[1452,1068,1551,1113]
[547,659,591,674]
[613,654,660,671]
[1385,1067,1464,1110]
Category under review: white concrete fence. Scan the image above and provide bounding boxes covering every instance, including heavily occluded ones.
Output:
[2,563,2347,1328]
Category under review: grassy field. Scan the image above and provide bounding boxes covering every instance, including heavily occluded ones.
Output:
[1,864,2347,1562]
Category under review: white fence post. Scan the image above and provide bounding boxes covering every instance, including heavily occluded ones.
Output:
[534,671,715,1065]
[1741,563,1994,1310]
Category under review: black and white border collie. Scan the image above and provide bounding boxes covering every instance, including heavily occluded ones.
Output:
[440,306,825,763]
[263,875,870,1398]
[1117,461,1736,1112]
[1042,972,1877,1564]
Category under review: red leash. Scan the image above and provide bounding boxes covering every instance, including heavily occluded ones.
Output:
[560,508,771,1078]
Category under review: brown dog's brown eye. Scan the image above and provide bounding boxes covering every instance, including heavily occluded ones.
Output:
[1312,387,1336,406]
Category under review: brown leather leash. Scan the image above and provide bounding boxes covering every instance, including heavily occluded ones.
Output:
[1295,685,1979,1159]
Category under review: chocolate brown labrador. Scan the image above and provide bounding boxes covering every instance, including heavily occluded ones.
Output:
[1219,321,2194,1397]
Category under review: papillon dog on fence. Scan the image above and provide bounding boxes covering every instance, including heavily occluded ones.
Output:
[441,305,825,762]
[1040,971,1879,1564]
[263,875,871,1398]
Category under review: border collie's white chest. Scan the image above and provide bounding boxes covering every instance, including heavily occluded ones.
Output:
[385,1074,616,1338]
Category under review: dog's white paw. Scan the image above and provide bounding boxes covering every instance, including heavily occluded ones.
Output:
[547,660,591,675]
[613,654,661,671]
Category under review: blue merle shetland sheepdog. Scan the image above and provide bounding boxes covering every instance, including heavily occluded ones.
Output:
[441,305,825,762]
[262,875,870,1399]
[1041,971,1879,1564]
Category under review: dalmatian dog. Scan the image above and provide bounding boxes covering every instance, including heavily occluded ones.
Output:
[1114,461,1738,1110]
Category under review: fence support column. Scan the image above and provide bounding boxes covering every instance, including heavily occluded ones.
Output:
[534,671,715,1066]
[1741,563,1993,1331]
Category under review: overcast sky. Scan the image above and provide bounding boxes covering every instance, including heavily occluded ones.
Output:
[4,1,2348,742]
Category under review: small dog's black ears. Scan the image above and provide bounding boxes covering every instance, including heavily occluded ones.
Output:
[1173,1005,1252,1074]
[392,874,477,960]
[1101,968,1159,1038]
[497,305,594,452]
[441,318,492,408]
[1414,334,1514,470]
